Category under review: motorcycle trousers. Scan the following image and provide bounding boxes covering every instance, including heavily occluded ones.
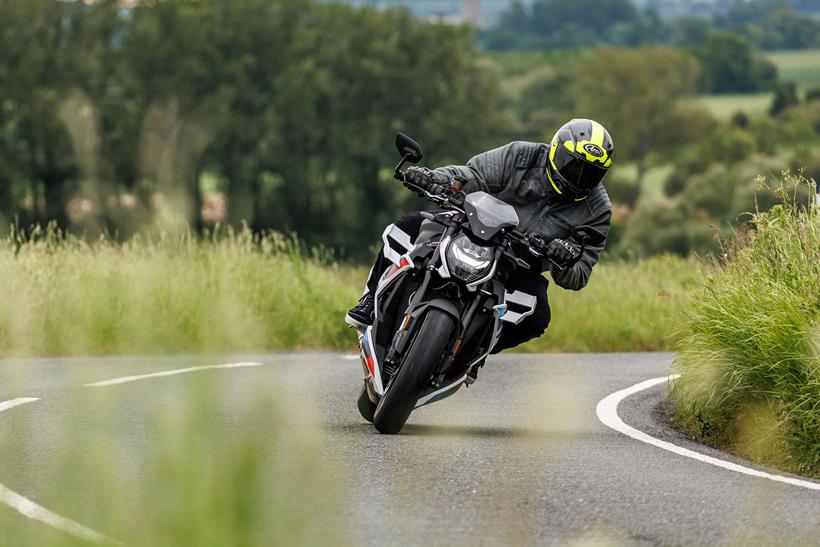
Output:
[364,211,551,353]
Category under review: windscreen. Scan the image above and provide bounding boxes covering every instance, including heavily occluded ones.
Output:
[464,192,519,239]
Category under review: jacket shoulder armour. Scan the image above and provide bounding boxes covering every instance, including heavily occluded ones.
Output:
[512,141,549,169]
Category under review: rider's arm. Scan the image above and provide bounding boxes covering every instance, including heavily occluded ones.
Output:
[428,142,520,194]
[549,205,611,291]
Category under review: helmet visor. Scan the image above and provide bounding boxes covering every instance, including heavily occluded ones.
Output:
[553,147,608,192]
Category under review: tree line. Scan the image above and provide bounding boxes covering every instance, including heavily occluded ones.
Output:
[484,0,814,93]
[0,0,507,258]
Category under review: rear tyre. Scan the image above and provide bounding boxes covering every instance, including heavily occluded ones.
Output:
[357,381,376,423]
[373,309,456,434]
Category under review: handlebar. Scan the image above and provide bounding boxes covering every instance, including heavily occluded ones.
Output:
[394,166,582,271]
[394,169,465,212]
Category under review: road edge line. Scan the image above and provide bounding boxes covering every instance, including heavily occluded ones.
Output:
[595,375,820,492]
[85,361,264,387]
[0,397,110,543]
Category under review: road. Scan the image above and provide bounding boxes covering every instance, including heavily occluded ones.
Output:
[0,352,818,545]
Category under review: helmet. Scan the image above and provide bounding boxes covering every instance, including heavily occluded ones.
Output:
[546,119,613,199]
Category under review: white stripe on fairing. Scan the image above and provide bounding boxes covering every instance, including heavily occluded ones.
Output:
[85,361,263,387]
[0,398,109,543]
[596,375,820,492]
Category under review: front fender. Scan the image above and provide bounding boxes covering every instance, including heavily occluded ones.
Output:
[407,298,461,326]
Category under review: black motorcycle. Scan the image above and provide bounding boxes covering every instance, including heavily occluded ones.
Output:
[354,133,600,434]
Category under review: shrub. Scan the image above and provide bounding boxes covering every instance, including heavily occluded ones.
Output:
[769,80,799,116]
[805,86,820,103]
[604,171,640,207]
[671,173,820,477]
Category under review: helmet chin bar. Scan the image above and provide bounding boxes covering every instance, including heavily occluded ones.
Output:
[546,164,590,200]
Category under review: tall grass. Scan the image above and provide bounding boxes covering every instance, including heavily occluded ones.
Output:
[670,174,819,477]
[0,226,360,356]
[524,255,701,352]
[0,226,698,356]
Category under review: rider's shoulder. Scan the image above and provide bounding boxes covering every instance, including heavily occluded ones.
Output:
[504,141,549,169]
[585,183,612,213]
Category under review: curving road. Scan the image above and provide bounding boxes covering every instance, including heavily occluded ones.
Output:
[0,352,818,545]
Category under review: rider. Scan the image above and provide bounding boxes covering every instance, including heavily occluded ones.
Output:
[346,118,613,360]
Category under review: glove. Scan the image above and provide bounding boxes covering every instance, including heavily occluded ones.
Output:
[544,238,581,266]
[403,166,450,197]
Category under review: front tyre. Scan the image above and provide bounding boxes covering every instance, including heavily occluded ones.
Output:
[357,381,376,423]
[373,309,456,434]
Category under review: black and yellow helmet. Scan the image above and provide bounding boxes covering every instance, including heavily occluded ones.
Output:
[546,119,613,199]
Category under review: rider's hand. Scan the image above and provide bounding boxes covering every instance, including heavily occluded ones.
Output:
[544,238,581,266]
[404,166,451,197]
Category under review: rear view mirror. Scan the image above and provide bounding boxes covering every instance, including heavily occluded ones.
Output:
[395,132,423,164]
[573,225,607,247]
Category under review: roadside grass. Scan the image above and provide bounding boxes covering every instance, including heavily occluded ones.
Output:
[0,227,698,356]
[670,173,820,478]
[0,375,347,546]
[0,226,360,356]
[523,256,700,353]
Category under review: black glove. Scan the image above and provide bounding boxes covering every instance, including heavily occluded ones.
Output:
[544,238,581,266]
[403,166,450,197]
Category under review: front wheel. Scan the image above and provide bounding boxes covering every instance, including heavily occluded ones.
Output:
[373,309,456,434]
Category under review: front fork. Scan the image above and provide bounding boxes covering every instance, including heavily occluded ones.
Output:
[385,229,501,388]
[383,220,461,375]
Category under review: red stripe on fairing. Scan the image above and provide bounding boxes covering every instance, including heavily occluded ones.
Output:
[362,331,376,377]
[399,256,411,268]
[365,353,375,377]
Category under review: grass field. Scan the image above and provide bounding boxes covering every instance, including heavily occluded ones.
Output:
[695,49,820,119]
[692,93,773,120]
[0,227,697,356]
[670,175,819,478]
[767,48,820,88]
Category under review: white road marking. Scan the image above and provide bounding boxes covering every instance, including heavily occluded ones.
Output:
[0,397,40,413]
[85,361,264,387]
[342,354,360,361]
[596,375,820,492]
[0,397,109,543]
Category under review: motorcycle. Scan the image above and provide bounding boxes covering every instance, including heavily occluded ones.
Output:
[355,133,600,434]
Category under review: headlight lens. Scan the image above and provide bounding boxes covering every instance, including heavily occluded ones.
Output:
[445,234,493,282]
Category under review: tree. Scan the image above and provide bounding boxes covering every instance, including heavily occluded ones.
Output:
[485,0,641,50]
[697,31,773,93]
[769,81,799,117]
[572,48,703,195]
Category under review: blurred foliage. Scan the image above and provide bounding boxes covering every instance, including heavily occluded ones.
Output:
[0,0,507,259]
[695,31,778,93]
[485,0,820,52]
[2,0,820,265]
[769,80,800,116]
[0,372,344,546]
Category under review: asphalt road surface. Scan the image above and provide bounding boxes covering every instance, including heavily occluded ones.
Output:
[0,352,818,546]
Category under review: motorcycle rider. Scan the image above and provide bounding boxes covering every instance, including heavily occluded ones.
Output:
[346,118,613,362]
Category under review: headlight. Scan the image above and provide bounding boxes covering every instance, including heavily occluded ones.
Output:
[444,234,493,282]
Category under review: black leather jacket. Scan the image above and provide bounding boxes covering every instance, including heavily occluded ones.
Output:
[430,141,612,291]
